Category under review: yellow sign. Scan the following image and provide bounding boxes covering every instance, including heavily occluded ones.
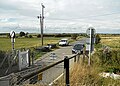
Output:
[38,73,43,80]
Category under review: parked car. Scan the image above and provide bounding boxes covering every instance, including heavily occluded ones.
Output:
[72,43,84,54]
[59,38,69,46]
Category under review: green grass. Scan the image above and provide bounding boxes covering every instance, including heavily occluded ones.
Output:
[54,35,120,86]
[0,37,62,51]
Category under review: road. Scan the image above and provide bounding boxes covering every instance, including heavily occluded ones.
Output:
[33,46,73,84]
[30,38,87,85]
[0,38,91,86]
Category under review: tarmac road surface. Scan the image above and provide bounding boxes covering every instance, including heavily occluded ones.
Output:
[32,38,87,85]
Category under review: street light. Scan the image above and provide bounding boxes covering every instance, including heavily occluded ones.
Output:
[37,3,45,46]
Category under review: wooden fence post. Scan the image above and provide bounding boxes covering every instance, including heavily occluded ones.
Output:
[64,56,70,86]
[74,56,76,62]
[83,45,86,63]
[77,53,80,63]
[28,49,31,67]
[31,52,34,66]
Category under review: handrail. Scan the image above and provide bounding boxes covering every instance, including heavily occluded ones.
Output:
[15,54,78,85]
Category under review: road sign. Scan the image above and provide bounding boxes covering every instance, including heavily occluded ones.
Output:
[10,31,15,43]
[10,31,16,50]
[38,73,43,80]
[86,27,95,36]
[10,31,15,38]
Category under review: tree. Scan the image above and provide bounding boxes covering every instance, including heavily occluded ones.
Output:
[19,31,25,37]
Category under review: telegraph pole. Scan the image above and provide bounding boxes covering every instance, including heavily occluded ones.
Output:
[37,3,45,46]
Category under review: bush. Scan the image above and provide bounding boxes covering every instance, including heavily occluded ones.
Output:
[71,34,78,40]
[6,33,11,38]
[29,35,33,38]
[37,34,41,38]
[0,50,6,63]
[95,47,120,73]
[0,50,5,58]
[95,34,101,44]
[25,35,28,38]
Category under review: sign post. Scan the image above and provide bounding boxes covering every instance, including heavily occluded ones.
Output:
[10,31,15,51]
[86,27,95,66]
[89,28,91,66]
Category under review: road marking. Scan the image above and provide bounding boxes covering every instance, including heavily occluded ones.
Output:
[49,72,64,86]
[48,61,74,86]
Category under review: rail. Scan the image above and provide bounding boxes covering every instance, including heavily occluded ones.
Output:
[0,53,80,86]
[15,53,79,85]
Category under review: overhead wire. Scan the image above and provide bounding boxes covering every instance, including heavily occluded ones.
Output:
[47,11,120,21]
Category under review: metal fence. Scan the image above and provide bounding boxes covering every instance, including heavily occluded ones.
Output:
[16,53,80,86]
[0,50,83,86]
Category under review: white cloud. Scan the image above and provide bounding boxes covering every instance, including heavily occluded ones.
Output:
[0,0,120,33]
[0,18,8,22]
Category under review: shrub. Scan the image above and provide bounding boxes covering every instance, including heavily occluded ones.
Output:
[54,33,71,37]
[0,50,6,64]
[6,33,11,38]
[25,35,28,38]
[95,34,101,44]
[0,50,5,58]
[37,34,41,38]
[71,34,78,40]
[29,35,33,38]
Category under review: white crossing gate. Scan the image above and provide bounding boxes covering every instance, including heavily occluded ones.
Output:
[18,50,30,70]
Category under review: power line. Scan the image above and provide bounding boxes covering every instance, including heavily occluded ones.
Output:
[82,11,120,18]
[47,11,120,20]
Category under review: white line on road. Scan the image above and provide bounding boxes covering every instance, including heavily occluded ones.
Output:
[49,72,64,86]
[48,63,74,86]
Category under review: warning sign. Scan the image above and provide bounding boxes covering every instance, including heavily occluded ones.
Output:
[38,73,43,80]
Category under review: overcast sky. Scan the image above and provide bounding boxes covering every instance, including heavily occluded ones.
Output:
[0,0,120,33]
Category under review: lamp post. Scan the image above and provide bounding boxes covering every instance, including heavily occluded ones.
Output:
[37,3,45,46]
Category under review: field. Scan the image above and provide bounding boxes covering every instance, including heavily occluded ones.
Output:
[1,34,120,85]
[23,35,120,86]
[55,34,120,86]
[0,37,62,51]
[100,36,120,50]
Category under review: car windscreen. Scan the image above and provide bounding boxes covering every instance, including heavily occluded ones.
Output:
[73,44,83,50]
[60,40,67,42]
